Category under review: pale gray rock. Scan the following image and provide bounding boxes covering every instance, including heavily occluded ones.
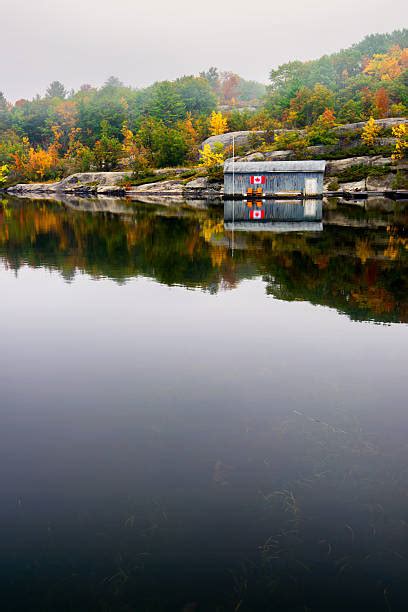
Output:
[8,172,129,194]
[185,177,209,189]
[240,152,265,161]
[154,167,192,176]
[366,174,396,191]
[334,117,407,134]
[325,156,392,176]
[96,185,126,195]
[338,179,366,191]
[201,131,265,150]
[263,150,295,160]
[128,180,185,194]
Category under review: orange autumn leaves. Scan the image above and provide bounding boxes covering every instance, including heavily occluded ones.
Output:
[363,45,408,82]
[11,126,62,181]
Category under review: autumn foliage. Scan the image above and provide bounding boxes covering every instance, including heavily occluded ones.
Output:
[209,111,228,136]
[361,117,381,147]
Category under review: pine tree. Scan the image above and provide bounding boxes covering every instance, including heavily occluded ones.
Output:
[46,81,67,99]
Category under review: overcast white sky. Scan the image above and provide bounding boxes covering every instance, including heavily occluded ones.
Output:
[1,0,407,101]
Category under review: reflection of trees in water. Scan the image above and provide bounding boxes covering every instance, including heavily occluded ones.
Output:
[1,198,407,322]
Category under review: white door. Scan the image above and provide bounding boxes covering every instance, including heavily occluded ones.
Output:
[304,178,318,195]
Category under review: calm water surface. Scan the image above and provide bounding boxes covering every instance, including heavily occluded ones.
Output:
[1,196,408,611]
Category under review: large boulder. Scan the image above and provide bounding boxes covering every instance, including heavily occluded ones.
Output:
[325,156,392,176]
[185,177,209,189]
[366,173,396,191]
[128,180,185,194]
[201,131,265,150]
[8,172,129,194]
[263,150,295,160]
[239,152,266,162]
[338,179,366,192]
[334,117,407,135]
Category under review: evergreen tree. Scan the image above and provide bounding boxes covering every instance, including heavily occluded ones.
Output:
[46,81,67,99]
[147,81,186,126]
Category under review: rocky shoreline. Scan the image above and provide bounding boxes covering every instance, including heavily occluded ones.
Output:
[4,153,408,200]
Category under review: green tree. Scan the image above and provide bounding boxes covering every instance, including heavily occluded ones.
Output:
[93,120,122,170]
[146,81,186,126]
[152,124,188,167]
[199,67,219,92]
[46,81,68,99]
[175,76,217,116]
[0,92,11,131]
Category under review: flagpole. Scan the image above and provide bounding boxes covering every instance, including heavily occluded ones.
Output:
[232,135,235,257]
[232,135,235,199]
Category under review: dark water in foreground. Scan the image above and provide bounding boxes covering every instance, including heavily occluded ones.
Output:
[1,196,408,611]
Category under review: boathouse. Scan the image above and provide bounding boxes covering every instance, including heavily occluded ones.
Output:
[223,160,326,197]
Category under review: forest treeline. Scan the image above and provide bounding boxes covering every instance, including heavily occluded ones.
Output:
[0,30,407,185]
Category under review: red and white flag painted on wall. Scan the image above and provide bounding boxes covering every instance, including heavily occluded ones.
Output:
[250,175,266,185]
[250,210,265,220]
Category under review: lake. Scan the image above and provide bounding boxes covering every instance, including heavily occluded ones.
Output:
[1,195,408,611]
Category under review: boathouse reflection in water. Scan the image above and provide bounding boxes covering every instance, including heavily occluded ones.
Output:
[224,199,323,232]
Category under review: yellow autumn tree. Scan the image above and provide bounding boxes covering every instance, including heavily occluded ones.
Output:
[0,164,8,185]
[391,123,408,160]
[121,121,135,157]
[209,111,228,136]
[199,143,224,168]
[199,142,225,180]
[361,117,381,147]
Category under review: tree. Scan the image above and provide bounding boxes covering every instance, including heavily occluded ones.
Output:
[199,142,224,167]
[177,113,199,161]
[146,81,186,126]
[237,79,266,102]
[175,76,217,116]
[199,142,225,180]
[374,87,390,118]
[0,92,11,131]
[0,164,8,185]
[64,128,94,173]
[361,117,381,147]
[220,72,240,103]
[391,123,408,159]
[199,67,219,92]
[152,124,188,167]
[121,122,151,176]
[0,91,8,112]
[363,45,408,81]
[209,111,228,136]
[337,99,364,123]
[103,76,125,89]
[285,84,335,127]
[307,108,338,145]
[46,81,67,99]
[93,120,122,170]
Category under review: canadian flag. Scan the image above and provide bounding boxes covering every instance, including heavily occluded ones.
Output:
[250,175,266,185]
[250,210,265,220]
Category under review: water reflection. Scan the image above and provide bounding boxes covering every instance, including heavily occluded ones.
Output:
[1,196,407,323]
[224,198,323,232]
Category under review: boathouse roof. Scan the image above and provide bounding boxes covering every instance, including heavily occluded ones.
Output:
[223,160,326,173]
